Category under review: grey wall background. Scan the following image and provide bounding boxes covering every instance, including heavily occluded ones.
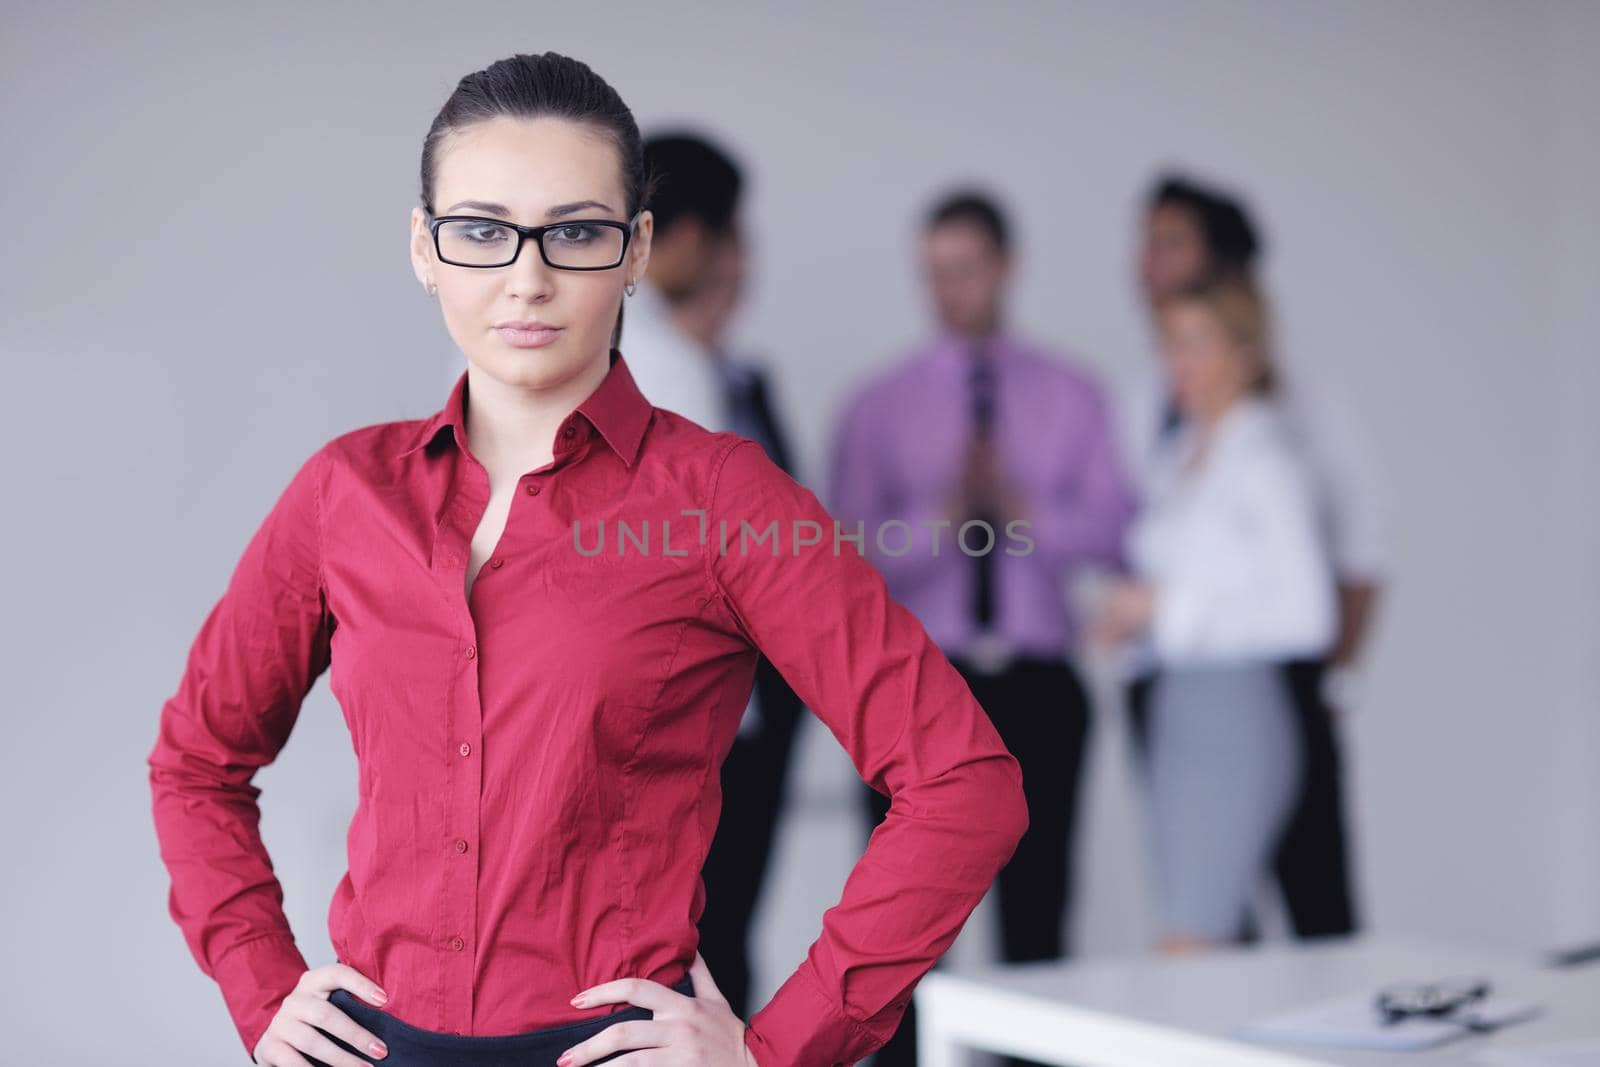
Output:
[3,2,1597,1062]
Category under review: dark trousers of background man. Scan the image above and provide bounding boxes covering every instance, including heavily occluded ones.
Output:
[698,656,806,1020]
[1126,657,1360,940]
[863,654,1091,1067]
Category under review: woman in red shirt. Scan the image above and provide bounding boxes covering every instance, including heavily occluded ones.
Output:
[148,51,1027,1067]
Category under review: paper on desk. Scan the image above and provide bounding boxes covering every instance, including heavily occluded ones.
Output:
[1234,992,1541,1051]
[1473,1041,1600,1066]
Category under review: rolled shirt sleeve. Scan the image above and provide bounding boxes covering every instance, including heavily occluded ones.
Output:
[146,444,334,1059]
[1288,383,1388,584]
[705,438,1029,1066]
[1270,355,1390,585]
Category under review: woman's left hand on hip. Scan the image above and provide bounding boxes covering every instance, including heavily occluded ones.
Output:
[557,951,758,1067]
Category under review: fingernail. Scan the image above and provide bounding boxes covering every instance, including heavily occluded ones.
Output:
[570,993,587,1007]
[556,1053,572,1067]
[372,987,389,1003]
[369,1040,388,1058]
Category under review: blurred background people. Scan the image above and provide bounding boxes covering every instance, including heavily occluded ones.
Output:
[621,131,806,1020]
[830,188,1134,1066]
[1117,173,1384,941]
[1094,274,1338,953]
[622,131,737,429]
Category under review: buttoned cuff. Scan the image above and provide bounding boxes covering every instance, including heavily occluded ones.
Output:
[211,932,310,1061]
[743,962,888,1067]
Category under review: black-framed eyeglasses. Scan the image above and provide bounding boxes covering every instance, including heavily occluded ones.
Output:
[424,210,640,270]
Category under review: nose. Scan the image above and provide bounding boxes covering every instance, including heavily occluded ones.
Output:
[504,233,556,302]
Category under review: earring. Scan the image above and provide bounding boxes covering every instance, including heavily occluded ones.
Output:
[624,278,637,297]
[425,281,437,296]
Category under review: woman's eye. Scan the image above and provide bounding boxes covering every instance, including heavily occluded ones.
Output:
[462,225,510,244]
[549,225,598,245]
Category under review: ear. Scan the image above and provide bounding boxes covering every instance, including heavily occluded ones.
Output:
[409,206,435,288]
[1244,342,1273,392]
[994,247,1015,285]
[627,208,654,283]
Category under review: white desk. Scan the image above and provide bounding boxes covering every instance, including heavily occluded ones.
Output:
[914,937,1600,1066]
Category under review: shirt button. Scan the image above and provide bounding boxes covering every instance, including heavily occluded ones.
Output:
[490,557,504,569]
[454,838,469,853]
[449,935,465,951]
[562,425,576,439]
[464,645,476,659]
[458,742,472,757]
[526,484,541,496]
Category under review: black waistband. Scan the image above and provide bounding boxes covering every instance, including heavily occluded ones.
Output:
[314,972,695,1064]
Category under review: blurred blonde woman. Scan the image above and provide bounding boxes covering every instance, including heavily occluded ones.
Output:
[1094,274,1337,954]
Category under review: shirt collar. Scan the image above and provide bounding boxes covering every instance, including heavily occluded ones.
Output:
[395,348,652,468]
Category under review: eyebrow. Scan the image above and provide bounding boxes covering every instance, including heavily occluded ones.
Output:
[441,199,618,219]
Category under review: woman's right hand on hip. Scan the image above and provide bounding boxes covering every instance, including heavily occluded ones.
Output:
[252,962,390,1065]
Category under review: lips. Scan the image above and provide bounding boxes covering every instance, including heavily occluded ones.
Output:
[493,322,564,349]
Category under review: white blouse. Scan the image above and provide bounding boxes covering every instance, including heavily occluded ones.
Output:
[1117,355,1387,584]
[1127,395,1338,668]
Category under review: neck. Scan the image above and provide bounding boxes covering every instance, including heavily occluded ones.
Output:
[669,301,723,355]
[463,351,612,472]
[1192,388,1250,433]
[644,260,695,305]
[953,315,1002,344]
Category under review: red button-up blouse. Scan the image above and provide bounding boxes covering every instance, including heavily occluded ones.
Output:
[147,349,1028,1065]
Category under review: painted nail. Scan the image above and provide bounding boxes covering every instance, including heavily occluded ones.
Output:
[372,987,389,1003]
[369,1040,388,1058]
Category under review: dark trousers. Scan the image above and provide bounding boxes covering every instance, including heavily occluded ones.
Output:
[308,974,695,1066]
[1127,657,1359,941]
[864,654,1091,1067]
[697,657,806,1020]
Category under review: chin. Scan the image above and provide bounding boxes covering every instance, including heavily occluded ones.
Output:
[478,340,591,388]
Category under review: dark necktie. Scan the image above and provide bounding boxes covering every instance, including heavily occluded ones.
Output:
[968,344,998,628]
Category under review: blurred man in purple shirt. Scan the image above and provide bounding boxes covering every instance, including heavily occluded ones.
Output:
[829,189,1134,1067]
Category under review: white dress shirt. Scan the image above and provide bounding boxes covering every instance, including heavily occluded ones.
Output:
[1127,395,1338,668]
[617,279,723,429]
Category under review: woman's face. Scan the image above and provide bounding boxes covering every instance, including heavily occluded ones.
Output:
[410,115,652,394]
[1158,299,1252,421]
[1139,202,1209,307]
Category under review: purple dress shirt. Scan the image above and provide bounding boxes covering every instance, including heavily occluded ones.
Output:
[828,330,1134,658]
